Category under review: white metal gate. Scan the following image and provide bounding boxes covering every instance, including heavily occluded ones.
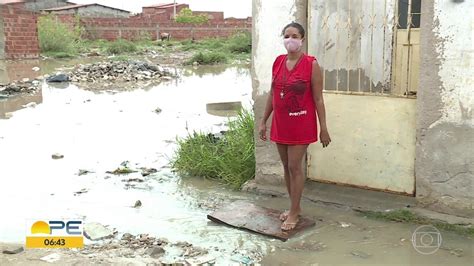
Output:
[307,0,421,195]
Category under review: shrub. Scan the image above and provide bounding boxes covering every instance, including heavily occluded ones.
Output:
[172,109,255,189]
[106,39,137,54]
[189,51,228,65]
[175,8,209,24]
[226,32,252,53]
[38,14,83,56]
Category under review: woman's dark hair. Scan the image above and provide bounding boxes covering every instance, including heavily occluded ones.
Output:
[282,22,305,38]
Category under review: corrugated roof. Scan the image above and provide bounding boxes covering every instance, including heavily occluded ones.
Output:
[143,3,186,9]
[0,0,75,6]
[42,3,130,13]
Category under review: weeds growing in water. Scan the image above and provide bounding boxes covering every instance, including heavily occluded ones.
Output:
[188,51,228,65]
[106,39,138,55]
[171,109,255,189]
[182,32,251,64]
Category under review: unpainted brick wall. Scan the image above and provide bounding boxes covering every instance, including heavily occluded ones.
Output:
[57,14,251,41]
[0,2,252,59]
[1,3,40,59]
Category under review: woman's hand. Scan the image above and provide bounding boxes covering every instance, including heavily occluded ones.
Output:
[320,129,331,148]
[258,122,267,141]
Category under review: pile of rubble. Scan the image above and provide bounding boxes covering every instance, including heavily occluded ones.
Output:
[0,79,41,97]
[78,232,213,264]
[68,60,173,84]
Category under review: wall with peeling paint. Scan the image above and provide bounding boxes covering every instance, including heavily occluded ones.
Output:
[416,0,473,218]
[252,0,307,184]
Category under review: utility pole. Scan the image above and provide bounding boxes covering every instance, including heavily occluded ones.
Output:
[173,0,176,20]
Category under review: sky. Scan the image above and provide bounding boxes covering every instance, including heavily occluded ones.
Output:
[72,0,253,18]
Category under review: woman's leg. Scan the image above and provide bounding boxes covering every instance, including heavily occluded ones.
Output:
[276,143,291,220]
[282,144,308,230]
[276,143,290,195]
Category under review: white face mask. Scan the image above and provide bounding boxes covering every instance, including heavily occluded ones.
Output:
[283,38,303,52]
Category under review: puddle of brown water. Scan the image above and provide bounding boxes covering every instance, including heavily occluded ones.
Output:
[0,57,107,84]
[0,63,472,265]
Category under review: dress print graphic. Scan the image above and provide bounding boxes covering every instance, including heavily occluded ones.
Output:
[284,78,307,114]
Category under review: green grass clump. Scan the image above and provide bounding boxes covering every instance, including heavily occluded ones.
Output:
[106,39,137,55]
[188,51,228,65]
[38,14,83,57]
[43,51,75,58]
[172,109,255,189]
[226,32,252,53]
[360,209,474,237]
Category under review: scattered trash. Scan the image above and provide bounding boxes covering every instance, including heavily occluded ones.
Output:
[140,167,158,176]
[449,248,463,257]
[39,253,61,263]
[83,222,116,241]
[121,233,134,241]
[106,161,137,175]
[122,177,144,183]
[133,200,142,208]
[0,80,40,96]
[73,188,88,196]
[32,67,40,72]
[52,153,64,159]
[145,246,165,258]
[78,169,94,176]
[339,221,351,228]
[86,51,101,57]
[441,247,464,257]
[22,102,37,108]
[231,254,253,265]
[67,61,174,88]
[351,250,371,259]
[46,73,70,83]
[2,246,24,254]
[21,78,30,83]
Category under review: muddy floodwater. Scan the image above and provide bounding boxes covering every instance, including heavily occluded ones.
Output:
[0,61,472,265]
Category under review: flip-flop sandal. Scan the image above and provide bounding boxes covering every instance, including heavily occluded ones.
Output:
[279,210,289,221]
[281,218,299,231]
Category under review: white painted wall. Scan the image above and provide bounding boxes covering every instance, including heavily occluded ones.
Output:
[253,0,300,95]
[433,0,474,126]
[308,94,416,194]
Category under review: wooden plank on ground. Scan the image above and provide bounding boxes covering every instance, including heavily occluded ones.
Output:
[207,200,315,241]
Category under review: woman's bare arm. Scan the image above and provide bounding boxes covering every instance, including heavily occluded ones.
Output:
[311,60,331,147]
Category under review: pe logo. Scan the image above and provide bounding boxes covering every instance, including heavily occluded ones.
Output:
[26,220,84,248]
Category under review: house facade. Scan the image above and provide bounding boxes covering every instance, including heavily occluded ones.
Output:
[252,0,473,218]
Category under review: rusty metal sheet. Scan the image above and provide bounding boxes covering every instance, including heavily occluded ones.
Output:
[207,201,315,241]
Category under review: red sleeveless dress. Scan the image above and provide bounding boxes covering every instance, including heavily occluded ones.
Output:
[270,54,318,144]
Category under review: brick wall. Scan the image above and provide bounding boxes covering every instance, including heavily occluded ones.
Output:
[57,14,251,41]
[0,5,5,59]
[0,2,252,59]
[1,3,40,59]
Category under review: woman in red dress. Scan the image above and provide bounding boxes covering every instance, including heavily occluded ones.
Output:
[258,22,331,231]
